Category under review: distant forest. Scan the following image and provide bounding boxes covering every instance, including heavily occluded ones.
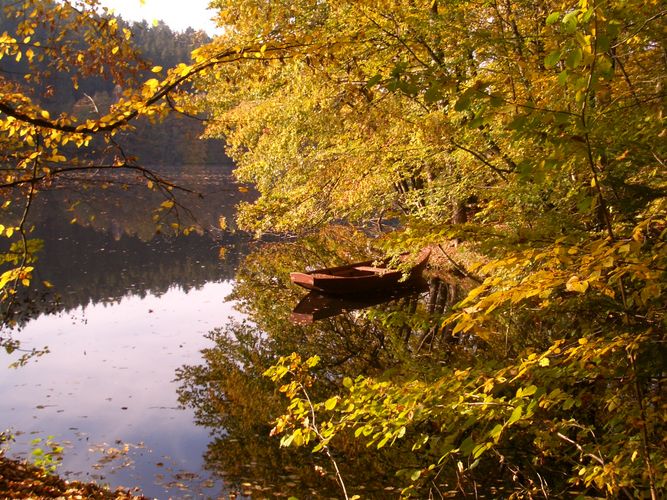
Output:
[0,5,227,168]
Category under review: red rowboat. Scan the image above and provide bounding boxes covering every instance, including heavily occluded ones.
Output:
[289,248,430,296]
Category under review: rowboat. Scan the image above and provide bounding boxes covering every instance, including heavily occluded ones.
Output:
[289,248,430,296]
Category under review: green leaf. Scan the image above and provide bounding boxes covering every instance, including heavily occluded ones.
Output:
[459,436,475,455]
[468,114,485,129]
[544,50,561,68]
[488,424,503,441]
[454,87,477,112]
[472,443,487,459]
[581,7,594,23]
[566,48,583,69]
[508,115,528,131]
[508,405,523,425]
[522,384,537,397]
[424,82,442,104]
[377,434,391,449]
[366,74,382,88]
[280,434,294,447]
[562,12,578,33]
[546,11,561,25]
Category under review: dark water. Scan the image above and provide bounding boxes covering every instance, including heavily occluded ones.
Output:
[0,165,251,498]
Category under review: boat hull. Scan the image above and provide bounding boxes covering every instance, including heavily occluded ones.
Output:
[289,249,430,296]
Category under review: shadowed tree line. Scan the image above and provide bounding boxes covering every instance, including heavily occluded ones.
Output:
[0,0,227,166]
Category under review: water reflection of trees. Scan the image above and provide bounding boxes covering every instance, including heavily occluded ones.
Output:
[176,321,343,498]
[33,164,249,239]
[176,320,419,498]
[176,227,463,497]
[1,168,252,329]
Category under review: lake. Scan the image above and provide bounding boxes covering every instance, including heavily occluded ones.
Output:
[0,165,431,498]
[0,165,251,498]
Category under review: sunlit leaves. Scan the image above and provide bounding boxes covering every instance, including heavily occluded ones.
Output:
[230,0,667,496]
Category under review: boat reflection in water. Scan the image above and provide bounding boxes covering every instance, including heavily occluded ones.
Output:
[290,278,429,325]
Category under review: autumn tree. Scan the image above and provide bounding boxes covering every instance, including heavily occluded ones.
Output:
[199,0,666,497]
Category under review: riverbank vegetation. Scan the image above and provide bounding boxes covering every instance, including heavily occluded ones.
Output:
[1,0,665,498]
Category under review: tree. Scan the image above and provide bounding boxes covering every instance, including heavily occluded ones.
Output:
[200,0,666,497]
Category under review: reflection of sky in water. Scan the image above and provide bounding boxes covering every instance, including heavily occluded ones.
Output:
[1,281,242,498]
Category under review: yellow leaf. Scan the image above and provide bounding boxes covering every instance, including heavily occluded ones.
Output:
[145,78,160,91]
[151,66,163,73]
[565,276,588,293]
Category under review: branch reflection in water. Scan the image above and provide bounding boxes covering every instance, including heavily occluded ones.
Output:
[176,231,468,498]
[0,166,253,498]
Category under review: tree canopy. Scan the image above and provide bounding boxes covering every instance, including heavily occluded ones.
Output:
[198,0,666,497]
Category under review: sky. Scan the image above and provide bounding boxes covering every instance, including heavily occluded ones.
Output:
[97,0,220,34]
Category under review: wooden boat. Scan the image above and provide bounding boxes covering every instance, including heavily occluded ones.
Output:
[290,279,429,325]
[289,248,430,296]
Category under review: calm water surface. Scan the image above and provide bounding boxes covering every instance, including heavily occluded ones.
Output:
[0,166,249,498]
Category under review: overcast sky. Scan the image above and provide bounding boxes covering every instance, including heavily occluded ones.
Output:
[97,0,220,34]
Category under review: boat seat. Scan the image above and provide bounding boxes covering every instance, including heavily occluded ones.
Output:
[353,266,391,273]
